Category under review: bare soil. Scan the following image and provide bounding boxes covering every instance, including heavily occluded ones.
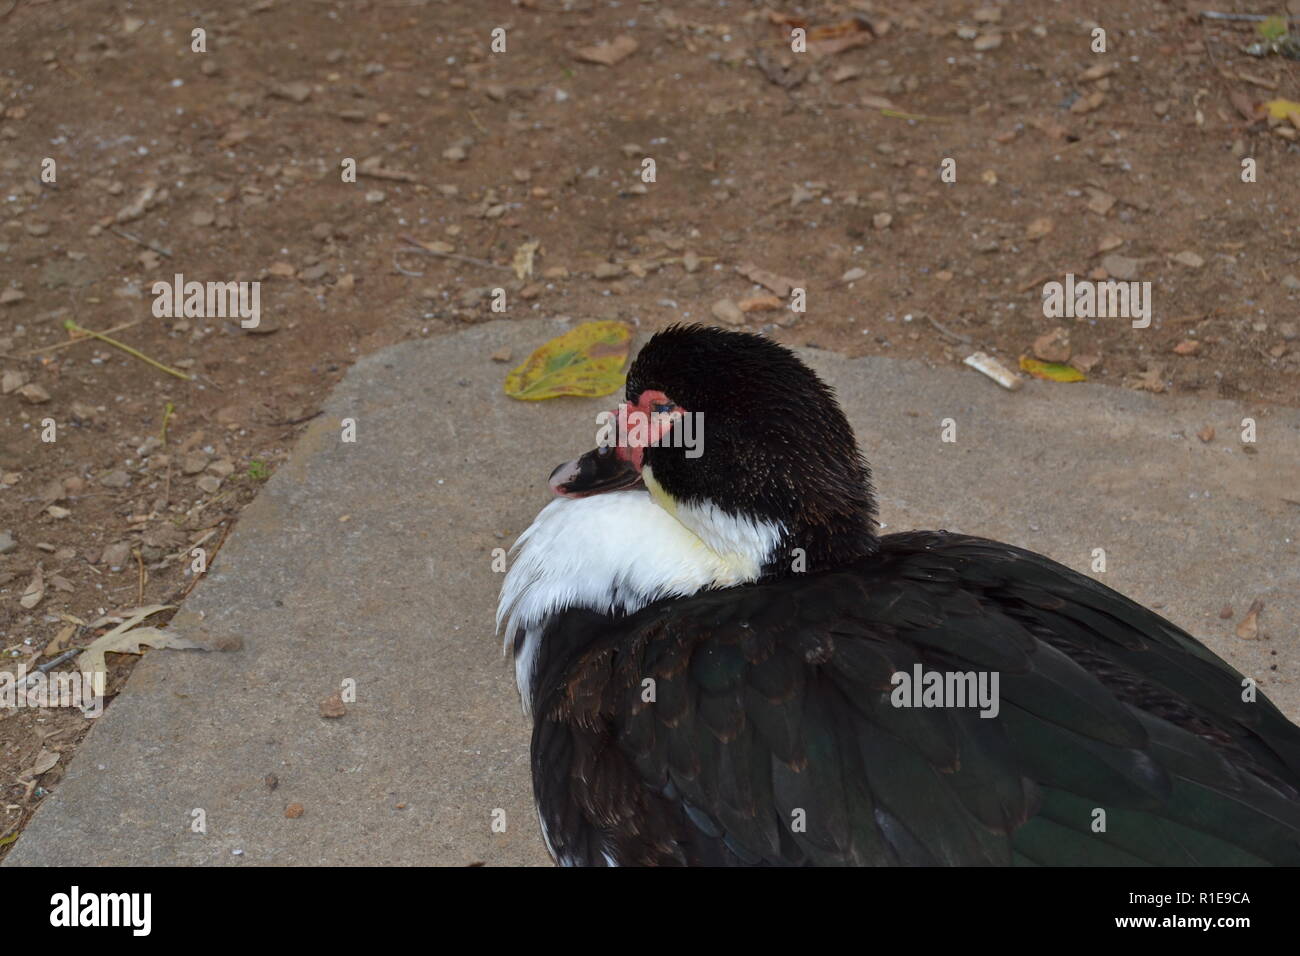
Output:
[2,0,1299,857]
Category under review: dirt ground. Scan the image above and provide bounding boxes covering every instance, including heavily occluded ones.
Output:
[2,0,1299,857]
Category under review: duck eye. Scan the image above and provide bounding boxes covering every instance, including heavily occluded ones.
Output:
[651,401,675,414]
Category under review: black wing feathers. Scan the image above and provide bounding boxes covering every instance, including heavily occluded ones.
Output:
[531,531,1300,865]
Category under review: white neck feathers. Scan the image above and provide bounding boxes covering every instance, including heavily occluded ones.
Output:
[496,489,783,713]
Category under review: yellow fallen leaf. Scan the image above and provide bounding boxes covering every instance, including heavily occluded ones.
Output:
[1019,356,1086,382]
[1262,98,1300,122]
[1258,16,1288,41]
[504,321,632,400]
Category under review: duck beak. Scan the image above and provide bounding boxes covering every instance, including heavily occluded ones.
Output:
[549,401,674,498]
[548,444,643,498]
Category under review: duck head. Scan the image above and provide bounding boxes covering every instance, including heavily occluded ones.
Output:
[548,324,879,577]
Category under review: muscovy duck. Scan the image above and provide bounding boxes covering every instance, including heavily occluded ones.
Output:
[498,324,1300,866]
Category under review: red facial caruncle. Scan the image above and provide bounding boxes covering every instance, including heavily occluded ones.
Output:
[603,389,683,472]
[547,389,685,498]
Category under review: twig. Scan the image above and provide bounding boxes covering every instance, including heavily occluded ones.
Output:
[1203,18,1223,73]
[1199,11,1277,22]
[107,226,173,258]
[753,45,806,90]
[467,109,488,135]
[393,252,424,277]
[654,255,720,266]
[1237,72,1278,89]
[879,108,951,123]
[36,648,81,673]
[926,315,972,344]
[482,222,502,262]
[19,649,81,687]
[57,61,89,84]
[62,319,192,380]
[268,410,324,427]
[20,319,143,356]
[174,528,219,564]
[20,492,119,503]
[1059,131,1107,152]
[1017,273,1054,293]
[358,164,419,184]
[397,235,514,273]
[175,522,233,601]
[134,548,146,605]
[159,401,175,443]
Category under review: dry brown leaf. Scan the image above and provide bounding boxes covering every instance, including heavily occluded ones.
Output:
[39,480,65,505]
[43,623,76,658]
[711,299,745,326]
[861,93,898,111]
[1028,117,1071,141]
[77,604,202,677]
[767,11,807,28]
[1032,328,1070,363]
[1085,189,1115,216]
[512,240,540,281]
[1133,364,1166,393]
[739,295,784,312]
[19,566,44,610]
[735,262,800,298]
[573,35,638,66]
[358,156,418,183]
[1229,91,1259,122]
[1236,599,1264,639]
[808,19,868,41]
[18,749,60,782]
[1079,62,1117,82]
[1026,217,1054,240]
[1071,91,1106,114]
[807,20,873,58]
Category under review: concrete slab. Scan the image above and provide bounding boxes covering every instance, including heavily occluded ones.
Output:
[6,319,1299,866]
